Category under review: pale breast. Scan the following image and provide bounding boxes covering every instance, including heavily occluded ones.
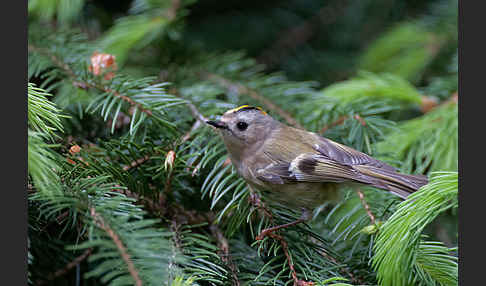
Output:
[258,181,339,210]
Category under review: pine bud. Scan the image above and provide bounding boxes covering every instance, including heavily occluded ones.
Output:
[69,144,81,155]
[88,52,117,80]
[361,221,382,234]
[164,150,176,171]
[420,95,439,113]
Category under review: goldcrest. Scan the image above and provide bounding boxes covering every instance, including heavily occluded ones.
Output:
[207,105,428,211]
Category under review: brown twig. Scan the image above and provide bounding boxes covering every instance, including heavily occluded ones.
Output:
[247,190,313,286]
[122,155,151,171]
[113,186,167,217]
[28,44,76,78]
[164,168,174,195]
[166,0,181,20]
[89,207,142,286]
[210,224,241,286]
[422,91,458,113]
[86,82,154,117]
[182,120,203,142]
[356,188,376,225]
[186,100,208,122]
[267,232,313,286]
[36,248,93,286]
[320,114,366,133]
[169,87,208,124]
[248,190,274,224]
[169,205,241,285]
[201,72,303,129]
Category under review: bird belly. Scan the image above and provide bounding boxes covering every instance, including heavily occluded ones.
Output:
[260,182,339,210]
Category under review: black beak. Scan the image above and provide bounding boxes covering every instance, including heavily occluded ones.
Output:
[206,120,227,130]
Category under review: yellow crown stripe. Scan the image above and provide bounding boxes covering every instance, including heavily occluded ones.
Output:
[227,105,250,114]
[225,105,268,115]
[255,107,267,115]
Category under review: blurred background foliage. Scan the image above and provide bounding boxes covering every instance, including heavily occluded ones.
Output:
[28,0,458,285]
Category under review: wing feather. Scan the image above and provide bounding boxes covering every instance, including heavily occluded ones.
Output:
[315,138,397,171]
[253,127,426,198]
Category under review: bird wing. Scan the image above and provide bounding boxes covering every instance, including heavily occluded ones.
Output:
[256,135,427,199]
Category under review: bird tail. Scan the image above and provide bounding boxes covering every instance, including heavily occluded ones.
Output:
[354,165,428,199]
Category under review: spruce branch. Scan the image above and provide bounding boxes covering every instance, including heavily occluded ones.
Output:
[36,248,93,286]
[89,207,143,286]
[320,114,366,134]
[28,43,153,117]
[85,82,155,118]
[376,96,458,174]
[308,237,361,285]
[356,189,376,225]
[170,88,208,123]
[209,224,240,286]
[182,120,203,142]
[423,91,457,114]
[29,41,185,137]
[372,172,458,286]
[28,44,77,78]
[28,83,66,140]
[267,231,312,286]
[122,155,151,171]
[28,131,63,196]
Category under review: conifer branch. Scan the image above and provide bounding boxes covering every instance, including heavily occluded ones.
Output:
[184,99,208,122]
[28,43,155,118]
[164,168,174,195]
[88,83,155,117]
[267,232,313,286]
[89,207,142,286]
[303,235,361,284]
[182,120,203,142]
[122,155,151,171]
[356,189,376,225]
[170,87,208,123]
[423,91,457,113]
[320,114,366,133]
[36,248,93,286]
[210,224,240,286]
[28,44,76,78]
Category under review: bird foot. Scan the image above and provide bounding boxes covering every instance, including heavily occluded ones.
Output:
[255,228,274,241]
[255,208,311,241]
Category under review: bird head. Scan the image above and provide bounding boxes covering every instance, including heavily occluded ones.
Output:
[206,105,277,159]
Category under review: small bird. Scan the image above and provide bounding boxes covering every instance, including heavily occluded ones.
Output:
[206,105,428,239]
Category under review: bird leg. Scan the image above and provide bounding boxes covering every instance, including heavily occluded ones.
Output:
[255,208,311,241]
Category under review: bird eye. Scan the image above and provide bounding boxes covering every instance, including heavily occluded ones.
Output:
[236,121,248,131]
